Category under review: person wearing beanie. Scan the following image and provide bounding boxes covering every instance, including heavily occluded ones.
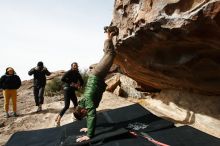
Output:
[74,30,116,142]
[28,61,51,112]
[0,67,21,118]
[55,62,84,127]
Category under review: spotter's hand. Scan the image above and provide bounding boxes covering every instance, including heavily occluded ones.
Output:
[76,135,90,142]
[80,128,88,133]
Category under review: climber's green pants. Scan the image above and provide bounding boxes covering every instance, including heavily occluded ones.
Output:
[78,74,106,137]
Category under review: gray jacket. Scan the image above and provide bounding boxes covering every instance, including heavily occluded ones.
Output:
[91,39,116,79]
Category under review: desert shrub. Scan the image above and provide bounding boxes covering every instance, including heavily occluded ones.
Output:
[45,70,89,97]
[45,77,64,96]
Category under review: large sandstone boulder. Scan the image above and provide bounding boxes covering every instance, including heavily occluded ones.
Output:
[112,0,220,95]
[110,0,220,138]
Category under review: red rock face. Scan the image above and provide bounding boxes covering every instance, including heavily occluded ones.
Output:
[112,0,220,95]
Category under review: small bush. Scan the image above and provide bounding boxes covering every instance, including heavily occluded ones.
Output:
[45,70,89,97]
[45,77,64,96]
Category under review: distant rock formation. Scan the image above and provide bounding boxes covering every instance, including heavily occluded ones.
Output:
[105,73,148,98]
[112,0,220,95]
[46,70,65,80]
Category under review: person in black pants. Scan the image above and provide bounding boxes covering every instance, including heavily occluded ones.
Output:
[55,62,84,126]
[28,61,51,112]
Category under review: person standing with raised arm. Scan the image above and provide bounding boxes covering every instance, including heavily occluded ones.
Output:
[28,61,51,112]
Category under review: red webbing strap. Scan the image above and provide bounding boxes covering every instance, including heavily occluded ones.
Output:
[129,131,170,146]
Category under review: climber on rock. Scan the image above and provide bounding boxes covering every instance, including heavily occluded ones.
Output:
[73,26,119,142]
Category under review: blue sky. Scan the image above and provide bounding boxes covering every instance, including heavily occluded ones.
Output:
[0,0,115,80]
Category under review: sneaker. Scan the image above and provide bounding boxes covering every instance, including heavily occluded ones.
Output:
[4,113,9,118]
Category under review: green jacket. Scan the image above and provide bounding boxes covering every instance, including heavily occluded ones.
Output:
[78,75,106,137]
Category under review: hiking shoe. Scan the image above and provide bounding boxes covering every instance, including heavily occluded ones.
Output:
[4,113,9,118]
[36,105,42,112]
[13,112,18,117]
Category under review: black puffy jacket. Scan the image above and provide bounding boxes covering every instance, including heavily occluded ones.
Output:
[0,74,21,90]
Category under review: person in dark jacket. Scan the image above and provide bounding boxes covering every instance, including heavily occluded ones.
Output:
[28,61,51,112]
[55,62,84,126]
[73,30,116,142]
[0,67,21,118]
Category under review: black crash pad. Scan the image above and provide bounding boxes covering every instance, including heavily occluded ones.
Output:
[60,104,174,146]
[6,104,220,146]
[147,125,220,146]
